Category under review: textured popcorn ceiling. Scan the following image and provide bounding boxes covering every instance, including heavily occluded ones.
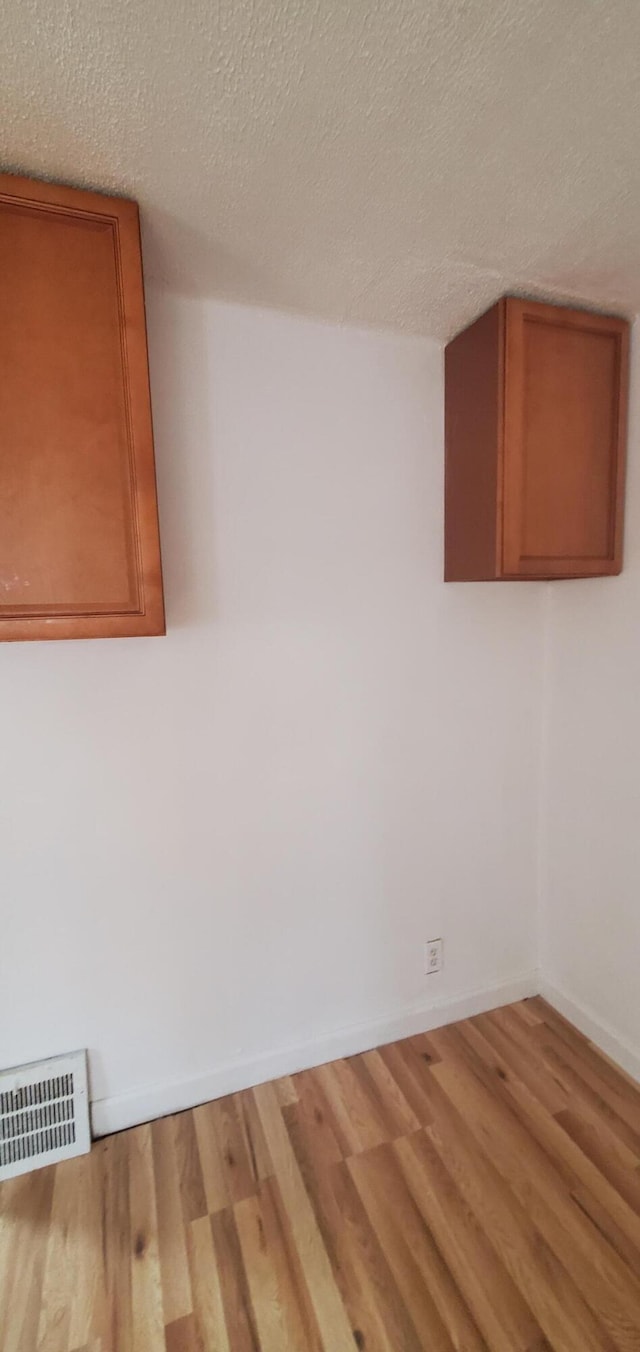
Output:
[3,0,640,337]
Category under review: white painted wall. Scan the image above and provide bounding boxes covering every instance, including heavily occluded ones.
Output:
[1,293,544,1132]
[542,329,640,1075]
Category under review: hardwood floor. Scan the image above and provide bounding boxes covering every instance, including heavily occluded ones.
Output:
[2,997,640,1350]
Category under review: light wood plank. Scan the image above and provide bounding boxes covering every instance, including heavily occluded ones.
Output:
[211,1207,262,1352]
[186,1214,230,1352]
[430,1025,640,1351]
[378,1042,435,1125]
[151,1115,192,1326]
[208,1095,263,1205]
[349,1143,486,1352]
[67,1151,106,1351]
[235,1181,322,1352]
[192,1100,232,1215]
[96,1132,133,1352]
[313,1060,389,1155]
[128,1123,164,1352]
[359,1048,421,1135]
[300,1151,425,1352]
[459,1019,640,1264]
[475,1007,570,1116]
[395,1130,547,1352]
[234,1091,273,1186]
[253,1080,356,1352]
[0,1166,55,1352]
[171,1111,208,1224]
[421,1066,616,1352]
[273,1076,299,1108]
[37,1158,81,1352]
[283,1070,343,1181]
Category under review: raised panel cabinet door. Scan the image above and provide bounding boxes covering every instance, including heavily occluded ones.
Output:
[0,173,165,639]
[501,298,629,578]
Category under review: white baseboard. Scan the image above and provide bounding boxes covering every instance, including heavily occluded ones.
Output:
[91,971,537,1137]
[539,978,640,1086]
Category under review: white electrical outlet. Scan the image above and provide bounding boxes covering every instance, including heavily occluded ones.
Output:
[425,938,443,975]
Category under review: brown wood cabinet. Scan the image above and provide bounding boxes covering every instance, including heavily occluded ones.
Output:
[444,296,629,580]
[0,173,165,639]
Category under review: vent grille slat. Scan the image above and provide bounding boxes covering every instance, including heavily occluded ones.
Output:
[0,1053,88,1180]
[0,1072,74,1116]
[0,1121,77,1167]
[0,1095,74,1142]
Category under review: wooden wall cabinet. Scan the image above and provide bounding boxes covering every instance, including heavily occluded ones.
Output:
[0,173,165,639]
[444,296,629,580]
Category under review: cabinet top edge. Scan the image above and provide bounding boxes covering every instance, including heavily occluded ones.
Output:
[503,294,629,334]
[446,293,630,347]
[0,170,139,221]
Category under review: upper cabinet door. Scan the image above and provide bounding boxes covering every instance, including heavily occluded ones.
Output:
[444,296,629,581]
[501,298,629,579]
[0,173,165,639]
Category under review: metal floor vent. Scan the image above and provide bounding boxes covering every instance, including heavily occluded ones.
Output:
[0,1050,90,1180]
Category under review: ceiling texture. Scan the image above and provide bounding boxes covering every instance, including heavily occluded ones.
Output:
[3,0,640,338]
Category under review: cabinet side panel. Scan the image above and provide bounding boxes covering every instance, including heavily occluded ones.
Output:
[444,304,501,581]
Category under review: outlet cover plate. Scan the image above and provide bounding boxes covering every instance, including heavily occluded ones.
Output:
[425,938,443,975]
